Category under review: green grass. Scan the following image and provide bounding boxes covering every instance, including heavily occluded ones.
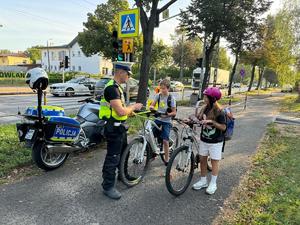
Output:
[222,124,300,225]
[219,96,241,105]
[280,95,300,117]
[127,115,146,135]
[0,79,28,87]
[0,124,32,178]
[241,88,280,96]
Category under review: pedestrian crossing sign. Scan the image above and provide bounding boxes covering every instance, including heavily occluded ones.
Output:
[118,8,139,38]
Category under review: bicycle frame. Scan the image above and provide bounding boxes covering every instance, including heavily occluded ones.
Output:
[133,119,162,163]
[176,120,202,170]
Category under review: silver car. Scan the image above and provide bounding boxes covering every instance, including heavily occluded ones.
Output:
[50,77,97,97]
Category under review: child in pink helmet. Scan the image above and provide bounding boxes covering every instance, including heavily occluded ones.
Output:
[193,87,226,195]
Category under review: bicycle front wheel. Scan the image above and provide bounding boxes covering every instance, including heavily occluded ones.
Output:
[165,145,195,196]
[119,137,151,187]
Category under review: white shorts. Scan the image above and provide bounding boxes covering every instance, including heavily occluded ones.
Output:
[199,140,223,160]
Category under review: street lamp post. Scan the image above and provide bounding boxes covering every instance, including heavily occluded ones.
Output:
[47,39,52,73]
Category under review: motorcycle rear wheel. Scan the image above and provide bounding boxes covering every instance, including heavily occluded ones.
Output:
[32,141,69,171]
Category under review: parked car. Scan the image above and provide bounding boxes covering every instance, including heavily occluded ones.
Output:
[233,83,241,88]
[281,84,293,93]
[170,81,184,92]
[94,77,149,99]
[50,77,98,97]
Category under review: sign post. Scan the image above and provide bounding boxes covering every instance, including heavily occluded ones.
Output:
[240,68,245,92]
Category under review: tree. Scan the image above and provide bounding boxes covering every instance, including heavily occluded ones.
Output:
[225,0,271,96]
[180,0,229,97]
[0,49,12,54]
[211,47,232,71]
[171,32,202,70]
[78,0,130,59]
[264,12,296,86]
[263,68,278,86]
[135,0,178,104]
[151,39,172,69]
[25,46,42,64]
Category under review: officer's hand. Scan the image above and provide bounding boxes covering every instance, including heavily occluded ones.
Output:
[134,103,143,111]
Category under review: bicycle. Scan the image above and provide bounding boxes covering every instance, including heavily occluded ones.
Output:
[165,118,212,196]
[119,110,179,187]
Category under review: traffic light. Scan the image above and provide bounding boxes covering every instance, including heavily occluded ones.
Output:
[64,56,69,68]
[59,61,64,69]
[112,31,124,61]
[196,58,203,67]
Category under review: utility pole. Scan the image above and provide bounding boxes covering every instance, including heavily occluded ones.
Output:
[47,39,51,73]
[179,33,184,80]
[213,39,220,87]
[199,32,207,100]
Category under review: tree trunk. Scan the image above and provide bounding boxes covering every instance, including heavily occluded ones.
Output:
[228,53,239,96]
[200,33,219,99]
[256,67,264,90]
[248,63,256,92]
[137,28,154,105]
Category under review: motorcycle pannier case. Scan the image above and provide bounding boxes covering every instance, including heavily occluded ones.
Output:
[45,116,80,142]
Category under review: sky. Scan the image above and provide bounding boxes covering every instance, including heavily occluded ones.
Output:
[0,0,283,52]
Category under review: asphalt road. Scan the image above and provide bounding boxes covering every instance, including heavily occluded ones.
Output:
[0,88,247,124]
[0,94,281,225]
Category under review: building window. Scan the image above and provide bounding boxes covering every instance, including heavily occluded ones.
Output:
[50,65,53,70]
[45,65,47,70]
[78,51,81,57]
[72,51,75,57]
[51,52,55,61]
[58,51,65,61]
[44,52,47,57]
[72,66,75,71]
[78,66,81,71]
[54,66,57,71]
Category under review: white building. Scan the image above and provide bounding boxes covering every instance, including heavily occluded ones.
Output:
[40,36,113,75]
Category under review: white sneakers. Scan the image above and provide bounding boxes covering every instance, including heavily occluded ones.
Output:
[192,178,217,195]
[206,182,217,195]
[192,179,208,190]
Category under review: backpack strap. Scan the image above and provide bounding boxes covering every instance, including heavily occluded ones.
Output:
[157,93,161,107]
[167,94,172,108]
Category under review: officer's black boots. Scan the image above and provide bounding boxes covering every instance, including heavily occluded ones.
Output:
[103,188,122,200]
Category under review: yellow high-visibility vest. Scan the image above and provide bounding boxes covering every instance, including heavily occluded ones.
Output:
[99,79,127,121]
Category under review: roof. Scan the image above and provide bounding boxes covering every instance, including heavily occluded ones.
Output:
[0,53,29,58]
[38,36,78,50]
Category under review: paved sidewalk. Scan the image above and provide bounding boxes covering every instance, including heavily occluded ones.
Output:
[0,95,280,225]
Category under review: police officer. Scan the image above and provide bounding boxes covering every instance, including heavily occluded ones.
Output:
[99,62,143,200]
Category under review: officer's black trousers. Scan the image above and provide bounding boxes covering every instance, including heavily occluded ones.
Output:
[102,126,127,191]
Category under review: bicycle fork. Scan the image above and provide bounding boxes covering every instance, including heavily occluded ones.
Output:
[133,136,147,164]
[177,139,193,171]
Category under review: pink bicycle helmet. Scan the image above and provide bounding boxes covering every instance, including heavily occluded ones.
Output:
[203,87,222,102]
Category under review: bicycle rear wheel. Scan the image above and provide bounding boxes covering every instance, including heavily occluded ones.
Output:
[160,127,179,164]
[119,137,150,187]
[165,145,195,196]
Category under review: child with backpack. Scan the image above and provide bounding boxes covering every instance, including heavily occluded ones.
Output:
[192,87,227,195]
[149,79,176,164]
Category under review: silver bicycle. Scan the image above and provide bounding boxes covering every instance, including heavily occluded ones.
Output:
[119,111,179,187]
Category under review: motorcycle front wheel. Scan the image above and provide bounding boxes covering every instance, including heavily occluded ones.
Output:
[32,141,69,171]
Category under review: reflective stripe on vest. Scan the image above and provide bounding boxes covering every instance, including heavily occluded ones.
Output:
[99,79,127,121]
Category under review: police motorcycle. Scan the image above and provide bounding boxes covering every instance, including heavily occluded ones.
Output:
[16,68,105,171]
